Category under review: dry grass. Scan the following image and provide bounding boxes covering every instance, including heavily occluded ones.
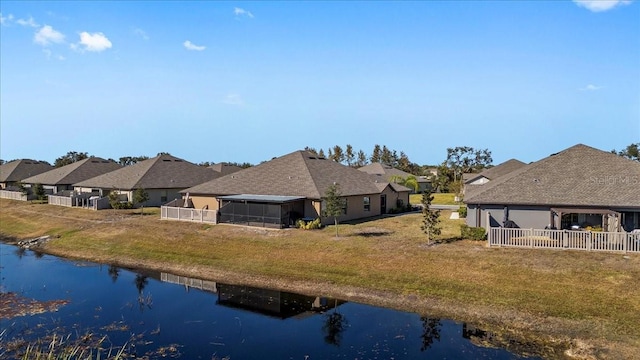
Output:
[2,199,639,359]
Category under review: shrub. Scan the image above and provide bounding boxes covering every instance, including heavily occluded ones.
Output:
[460,224,486,240]
[458,206,467,218]
[296,218,321,230]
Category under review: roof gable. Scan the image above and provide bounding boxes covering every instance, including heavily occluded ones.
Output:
[22,157,121,185]
[464,144,640,207]
[74,154,217,190]
[0,159,54,183]
[463,159,527,184]
[184,151,383,198]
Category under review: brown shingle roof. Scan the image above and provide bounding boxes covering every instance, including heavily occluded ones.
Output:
[464,159,527,184]
[0,159,53,183]
[208,163,243,176]
[184,151,383,198]
[464,144,640,207]
[74,154,217,190]
[22,157,121,186]
[358,163,414,181]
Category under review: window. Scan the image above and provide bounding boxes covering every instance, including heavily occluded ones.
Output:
[160,190,168,203]
[363,196,370,211]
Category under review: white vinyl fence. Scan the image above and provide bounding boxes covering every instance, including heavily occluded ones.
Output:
[161,206,217,224]
[489,227,640,253]
[48,194,73,207]
[0,190,28,201]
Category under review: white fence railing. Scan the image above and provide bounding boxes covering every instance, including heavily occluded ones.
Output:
[0,190,28,201]
[161,206,217,224]
[48,195,73,207]
[489,227,640,253]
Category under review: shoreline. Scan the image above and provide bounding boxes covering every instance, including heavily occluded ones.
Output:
[2,200,639,359]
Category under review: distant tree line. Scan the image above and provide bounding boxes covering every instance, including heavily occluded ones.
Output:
[611,143,639,162]
[303,144,424,174]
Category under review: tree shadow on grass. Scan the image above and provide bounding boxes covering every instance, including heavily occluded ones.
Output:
[348,227,394,237]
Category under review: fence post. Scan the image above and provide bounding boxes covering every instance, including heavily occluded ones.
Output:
[623,233,628,254]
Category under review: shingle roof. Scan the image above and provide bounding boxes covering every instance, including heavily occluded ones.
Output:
[464,159,527,184]
[22,157,121,186]
[0,159,53,183]
[464,144,640,207]
[208,163,243,176]
[74,154,217,190]
[358,163,414,182]
[183,151,384,198]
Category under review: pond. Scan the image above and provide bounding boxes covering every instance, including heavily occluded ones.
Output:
[0,243,543,359]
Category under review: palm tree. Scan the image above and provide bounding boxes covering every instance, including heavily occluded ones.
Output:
[389,175,419,193]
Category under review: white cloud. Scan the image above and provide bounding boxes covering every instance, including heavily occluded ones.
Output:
[580,84,603,91]
[234,7,254,18]
[223,93,244,106]
[183,40,205,51]
[573,0,632,12]
[34,25,65,46]
[16,16,39,27]
[74,32,112,52]
[134,28,149,40]
[1,13,15,25]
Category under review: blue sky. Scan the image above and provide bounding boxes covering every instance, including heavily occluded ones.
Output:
[1,1,638,166]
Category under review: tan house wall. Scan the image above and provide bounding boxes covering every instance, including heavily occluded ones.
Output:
[381,187,410,213]
[321,194,381,226]
[189,195,220,211]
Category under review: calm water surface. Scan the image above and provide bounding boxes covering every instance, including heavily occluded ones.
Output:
[0,243,542,359]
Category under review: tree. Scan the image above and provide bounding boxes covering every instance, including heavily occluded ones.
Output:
[370,144,382,163]
[389,175,419,193]
[444,146,492,184]
[54,151,89,168]
[304,146,318,155]
[613,143,640,162]
[381,145,393,165]
[331,145,345,164]
[133,188,149,215]
[318,149,326,158]
[345,144,354,167]
[421,188,441,244]
[323,183,346,238]
[119,156,149,166]
[33,183,46,200]
[16,181,29,196]
[356,150,368,167]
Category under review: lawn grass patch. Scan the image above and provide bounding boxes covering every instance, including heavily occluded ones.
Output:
[1,198,639,357]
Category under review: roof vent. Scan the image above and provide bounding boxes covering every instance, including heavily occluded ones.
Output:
[24,161,32,164]
[163,159,171,162]
[308,156,317,160]
[175,159,183,162]
[91,160,99,163]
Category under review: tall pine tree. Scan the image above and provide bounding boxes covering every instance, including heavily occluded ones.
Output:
[421,188,441,244]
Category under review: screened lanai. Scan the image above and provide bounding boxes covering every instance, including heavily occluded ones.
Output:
[217,194,307,229]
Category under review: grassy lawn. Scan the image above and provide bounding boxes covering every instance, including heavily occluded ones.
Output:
[410,192,463,206]
[1,198,638,358]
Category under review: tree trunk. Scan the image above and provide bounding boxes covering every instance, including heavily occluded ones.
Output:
[334,217,339,238]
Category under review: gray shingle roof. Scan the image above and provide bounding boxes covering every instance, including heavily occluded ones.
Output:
[358,163,414,181]
[74,154,217,190]
[464,144,640,207]
[0,159,53,183]
[464,159,527,184]
[22,157,121,186]
[183,151,384,198]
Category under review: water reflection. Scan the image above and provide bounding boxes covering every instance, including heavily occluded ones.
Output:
[1,243,551,359]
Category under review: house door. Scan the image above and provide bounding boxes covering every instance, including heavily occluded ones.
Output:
[380,194,387,214]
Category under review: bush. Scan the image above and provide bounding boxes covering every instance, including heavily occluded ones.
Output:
[296,218,321,230]
[460,224,486,240]
[112,201,134,209]
[458,206,467,218]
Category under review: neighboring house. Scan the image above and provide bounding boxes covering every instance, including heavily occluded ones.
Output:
[464,144,640,232]
[21,157,121,195]
[0,159,53,189]
[463,159,527,197]
[208,163,243,176]
[181,150,411,228]
[358,163,418,193]
[74,154,219,207]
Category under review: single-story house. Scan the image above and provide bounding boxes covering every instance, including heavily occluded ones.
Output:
[358,163,420,193]
[463,159,527,197]
[0,159,53,189]
[73,154,221,207]
[21,157,122,195]
[464,144,640,232]
[181,150,411,228]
